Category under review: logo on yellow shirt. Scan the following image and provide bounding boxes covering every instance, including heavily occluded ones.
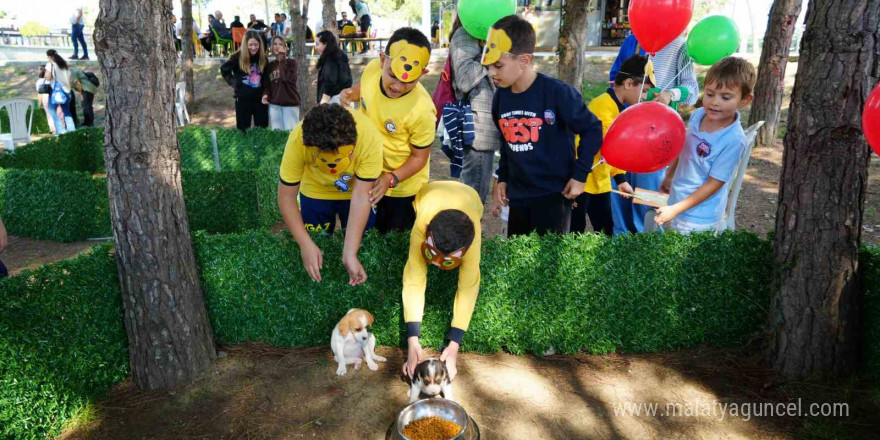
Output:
[384,119,397,134]
[308,145,354,175]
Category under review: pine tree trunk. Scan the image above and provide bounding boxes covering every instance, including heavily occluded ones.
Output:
[770,0,878,378]
[748,0,802,146]
[94,0,216,390]
[291,0,312,114]
[181,0,195,105]
[558,0,588,90]
[322,0,338,36]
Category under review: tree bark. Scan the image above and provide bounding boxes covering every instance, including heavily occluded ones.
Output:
[770,0,878,379]
[322,0,338,36]
[291,0,312,114]
[748,0,802,146]
[557,0,588,90]
[94,0,216,389]
[181,0,195,105]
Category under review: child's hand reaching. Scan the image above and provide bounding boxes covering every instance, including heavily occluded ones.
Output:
[653,204,679,226]
[617,182,635,198]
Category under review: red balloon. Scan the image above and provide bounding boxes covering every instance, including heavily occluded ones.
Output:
[601,102,687,173]
[865,82,880,156]
[629,0,694,54]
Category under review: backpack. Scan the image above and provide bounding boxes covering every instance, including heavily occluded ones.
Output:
[84,71,100,87]
[431,57,456,128]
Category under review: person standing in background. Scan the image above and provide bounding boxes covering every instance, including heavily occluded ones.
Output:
[262,36,301,130]
[71,68,98,127]
[35,66,57,134]
[70,7,89,60]
[313,31,352,104]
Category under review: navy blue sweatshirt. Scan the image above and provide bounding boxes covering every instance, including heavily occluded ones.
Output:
[492,72,603,207]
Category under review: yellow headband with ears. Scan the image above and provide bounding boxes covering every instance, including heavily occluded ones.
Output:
[480,27,513,65]
[388,40,430,82]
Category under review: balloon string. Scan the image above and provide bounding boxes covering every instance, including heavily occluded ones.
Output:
[591,157,606,170]
[660,58,694,92]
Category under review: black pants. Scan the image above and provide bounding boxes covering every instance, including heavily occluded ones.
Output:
[508,193,573,237]
[235,96,269,132]
[69,93,79,128]
[375,195,416,233]
[0,259,7,278]
[80,91,95,127]
[571,192,613,236]
[359,15,371,33]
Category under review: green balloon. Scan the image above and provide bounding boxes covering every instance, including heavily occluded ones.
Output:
[458,0,517,40]
[687,15,740,66]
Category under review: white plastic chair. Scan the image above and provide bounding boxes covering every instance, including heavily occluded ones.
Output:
[723,120,765,230]
[0,98,35,150]
[174,82,190,127]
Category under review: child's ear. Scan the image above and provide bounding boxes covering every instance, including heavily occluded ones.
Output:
[740,94,754,108]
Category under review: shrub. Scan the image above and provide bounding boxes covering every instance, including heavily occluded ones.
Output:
[0,244,128,440]
[0,127,104,173]
[861,246,880,381]
[193,230,777,354]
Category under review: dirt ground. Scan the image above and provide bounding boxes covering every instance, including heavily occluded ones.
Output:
[58,344,878,440]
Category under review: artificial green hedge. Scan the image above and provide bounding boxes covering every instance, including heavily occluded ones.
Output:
[862,246,880,381]
[0,126,288,241]
[194,230,777,354]
[0,244,128,440]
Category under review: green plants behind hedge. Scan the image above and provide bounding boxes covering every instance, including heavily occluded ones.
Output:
[861,246,880,381]
[0,244,128,440]
[0,99,52,136]
[194,230,777,354]
[0,127,105,173]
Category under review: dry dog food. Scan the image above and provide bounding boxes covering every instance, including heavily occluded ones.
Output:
[401,416,462,440]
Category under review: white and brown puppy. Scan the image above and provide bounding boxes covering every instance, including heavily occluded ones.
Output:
[409,358,454,403]
[331,308,386,376]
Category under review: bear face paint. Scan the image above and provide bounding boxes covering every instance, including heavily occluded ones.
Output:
[309,145,354,175]
[480,27,513,66]
[420,231,466,270]
[388,40,430,83]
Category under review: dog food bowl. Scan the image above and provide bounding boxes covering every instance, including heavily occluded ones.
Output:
[385,398,480,440]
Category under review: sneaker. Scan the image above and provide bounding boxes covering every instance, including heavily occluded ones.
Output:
[69,55,79,60]
[80,55,90,60]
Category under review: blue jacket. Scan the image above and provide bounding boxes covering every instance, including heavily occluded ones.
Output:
[608,35,646,82]
[441,100,475,178]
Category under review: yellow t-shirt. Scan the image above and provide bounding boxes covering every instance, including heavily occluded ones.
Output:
[279,108,384,200]
[402,181,483,332]
[358,58,437,198]
[582,92,626,194]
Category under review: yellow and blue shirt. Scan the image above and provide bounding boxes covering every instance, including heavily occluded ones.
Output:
[358,58,436,198]
[279,108,384,200]
[583,89,627,194]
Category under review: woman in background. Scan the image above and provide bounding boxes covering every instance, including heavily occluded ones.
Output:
[312,30,351,104]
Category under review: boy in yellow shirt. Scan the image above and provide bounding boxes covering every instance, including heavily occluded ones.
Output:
[340,27,437,232]
[277,104,383,286]
[400,181,483,380]
[580,55,654,235]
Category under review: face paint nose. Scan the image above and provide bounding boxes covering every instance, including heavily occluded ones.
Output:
[327,163,336,168]
[404,64,412,72]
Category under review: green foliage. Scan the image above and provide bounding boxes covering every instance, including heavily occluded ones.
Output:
[861,246,880,381]
[0,244,128,440]
[0,100,52,136]
[0,128,105,173]
[0,126,287,241]
[0,168,109,241]
[193,230,776,354]
[583,80,609,103]
[19,21,49,37]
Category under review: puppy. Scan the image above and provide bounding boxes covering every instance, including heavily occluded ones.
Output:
[409,358,454,403]
[330,308,386,376]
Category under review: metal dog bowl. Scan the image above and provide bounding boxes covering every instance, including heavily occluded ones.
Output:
[385,398,480,440]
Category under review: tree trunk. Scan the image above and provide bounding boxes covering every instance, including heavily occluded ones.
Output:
[557,0,588,90]
[181,0,195,105]
[94,0,216,389]
[291,0,312,114]
[322,0,337,35]
[748,0,802,146]
[770,0,878,379]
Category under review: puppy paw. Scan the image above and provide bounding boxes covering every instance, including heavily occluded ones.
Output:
[373,355,387,363]
[367,362,379,371]
[336,365,347,376]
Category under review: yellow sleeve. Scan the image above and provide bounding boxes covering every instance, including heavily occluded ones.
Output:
[450,232,481,332]
[402,226,429,324]
[588,98,616,137]
[409,100,437,148]
[279,126,305,185]
[354,115,384,181]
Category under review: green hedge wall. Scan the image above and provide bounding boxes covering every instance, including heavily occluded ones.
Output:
[194,230,778,354]
[0,126,287,241]
[0,244,128,440]
[862,246,880,381]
